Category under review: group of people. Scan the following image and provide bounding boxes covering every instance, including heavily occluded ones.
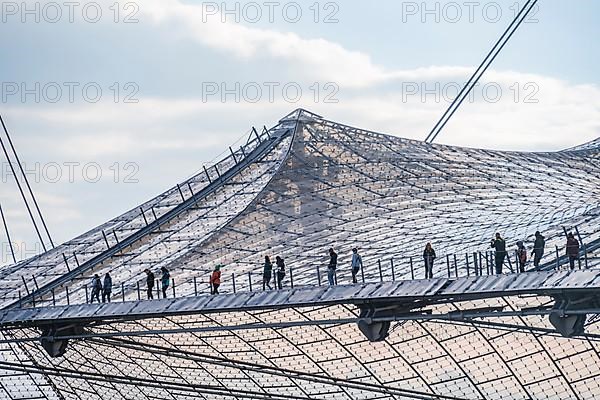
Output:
[89,272,112,303]
[423,230,582,278]
[88,230,584,302]
[326,247,364,285]
[143,267,171,299]
[262,256,286,290]
[90,267,172,303]
[207,248,362,293]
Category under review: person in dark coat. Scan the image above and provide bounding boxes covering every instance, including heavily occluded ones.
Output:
[209,265,221,295]
[423,243,436,279]
[263,256,273,290]
[160,267,170,298]
[275,256,285,290]
[516,241,527,273]
[90,274,102,303]
[327,248,338,286]
[491,233,507,275]
[566,233,580,270]
[102,272,112,303]
[531,231,545,267]
[144,269,155,299]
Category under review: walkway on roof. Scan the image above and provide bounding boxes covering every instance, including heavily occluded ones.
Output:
[2,269,600,330]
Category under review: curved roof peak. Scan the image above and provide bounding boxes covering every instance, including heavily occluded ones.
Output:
[279,108,323,123]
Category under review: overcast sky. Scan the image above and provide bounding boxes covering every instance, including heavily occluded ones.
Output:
[0,0,598,261]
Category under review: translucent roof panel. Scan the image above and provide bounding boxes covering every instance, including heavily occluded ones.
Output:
[1,109,599,399]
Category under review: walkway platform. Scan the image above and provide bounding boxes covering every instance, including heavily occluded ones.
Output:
[2,270,600,329]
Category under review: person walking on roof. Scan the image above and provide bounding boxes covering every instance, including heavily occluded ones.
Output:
[516,241,527,273]
[423,243,436,279]
[566,233,580,270]
[210,265,221,295]
[102,272,112,303]
[531,231,545,268]
[144,269,155,300]
[350,248,363,284]
[161,267,171,298]
[90,274,102,303]
[327,248,338,286]
[491,233,507,275]
[275,256,286,290]
[263,256,273,290]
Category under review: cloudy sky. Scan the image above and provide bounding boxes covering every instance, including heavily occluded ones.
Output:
[0,0,598,261]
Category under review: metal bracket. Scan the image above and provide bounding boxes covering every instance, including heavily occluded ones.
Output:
[40,324,84,358]
[357,304,411,342]
[549,294,600,338]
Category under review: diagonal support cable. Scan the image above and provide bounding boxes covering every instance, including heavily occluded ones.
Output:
[425,0,539,144]
[0,203,17,264]
[0,115,54,248]
[0,122,47,252]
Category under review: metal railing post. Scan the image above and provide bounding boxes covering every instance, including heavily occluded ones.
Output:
[290,265,294,289]
[317,265,321,286]
[52,289,56,307]
[465,253,470,277]
[584,245,589,269]
[66,287,70,305]
[473,252,478,276]
[122,283,125,302]
[378,259,383,282]
[453,254,458,278]
[477,251,490,276]
[21,277,30,298]
[555,245,560,269]
[176,184,185,202]
[446,254,451,278]
[479,252,494,275]
[390,258,395,281]
[575,226,587,269]
[410,257,414,280]
[248,272,253,292]
[62,253,71,272]
[361,264,365,283]
[194,277,198,296]
[232,274,236,294]
[102,230,110,249]
[172,279,176,298]
[140,207,149,226]
[505,250,513,273]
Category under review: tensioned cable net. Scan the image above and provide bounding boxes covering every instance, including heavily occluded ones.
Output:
[1,109,600,399]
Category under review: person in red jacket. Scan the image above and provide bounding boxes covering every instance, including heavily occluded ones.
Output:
[209,265,222,295]
[566,233,580,270]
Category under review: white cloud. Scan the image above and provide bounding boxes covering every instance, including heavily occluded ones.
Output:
[135,0,470,88]
[5,67,599,154]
